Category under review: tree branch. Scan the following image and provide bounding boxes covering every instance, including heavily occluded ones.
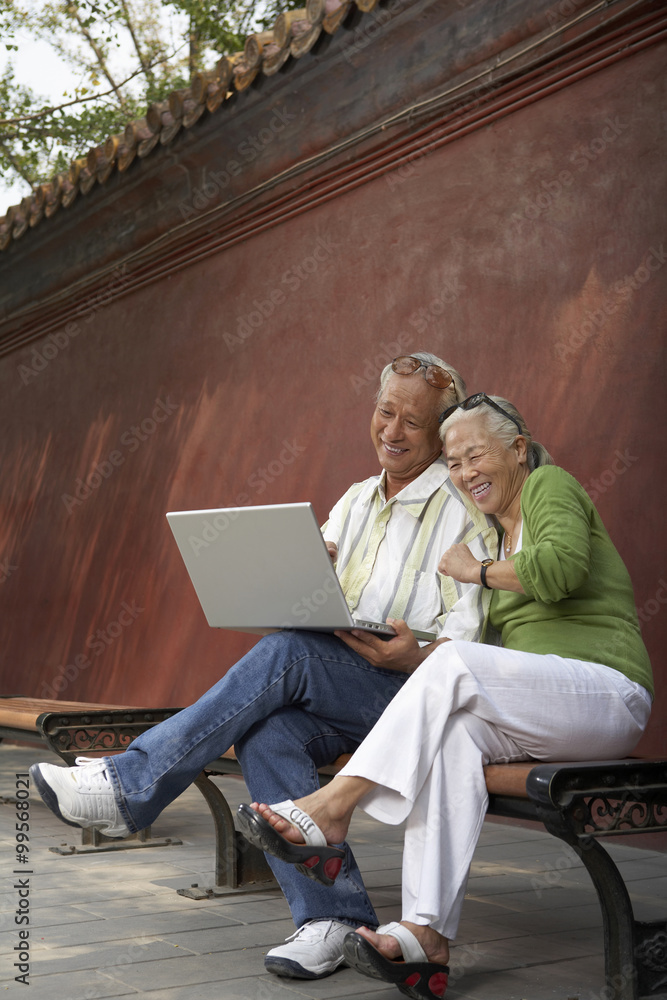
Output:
[0,47,185,129]
[0,141,37,187]
[67,4,128,111]
[119,0,158,93]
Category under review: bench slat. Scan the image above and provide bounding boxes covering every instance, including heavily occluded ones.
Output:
[0,698,130,731]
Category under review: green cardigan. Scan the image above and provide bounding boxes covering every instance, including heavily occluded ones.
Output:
[490,465,654,696]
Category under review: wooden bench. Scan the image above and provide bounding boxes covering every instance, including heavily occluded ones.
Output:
[2,696,666,1000]
[0,697,185,852]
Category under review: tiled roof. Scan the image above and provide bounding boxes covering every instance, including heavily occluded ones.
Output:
[0,0,376,252]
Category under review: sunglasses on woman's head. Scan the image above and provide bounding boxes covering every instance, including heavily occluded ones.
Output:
[439,393,524,435]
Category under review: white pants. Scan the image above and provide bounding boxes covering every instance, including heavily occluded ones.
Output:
[338,640,652,939]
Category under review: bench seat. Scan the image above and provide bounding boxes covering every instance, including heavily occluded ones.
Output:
[0,696,129,739]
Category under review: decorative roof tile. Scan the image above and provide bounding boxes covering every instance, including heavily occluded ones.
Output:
[0,0,369,250]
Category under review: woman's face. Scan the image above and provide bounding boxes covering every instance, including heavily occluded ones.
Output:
[444,414,529,518]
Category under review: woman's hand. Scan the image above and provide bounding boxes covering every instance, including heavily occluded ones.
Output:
[440,543,526,593]
[439,543,482,585]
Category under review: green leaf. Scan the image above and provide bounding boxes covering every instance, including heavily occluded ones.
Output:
[0,0,305,200]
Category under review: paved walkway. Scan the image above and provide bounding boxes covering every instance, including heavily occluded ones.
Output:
[1,742,666,999]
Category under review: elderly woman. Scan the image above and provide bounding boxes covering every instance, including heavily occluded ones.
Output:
[239,393,653,999]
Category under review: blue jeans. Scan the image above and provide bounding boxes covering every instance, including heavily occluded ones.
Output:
[104,631,407,928]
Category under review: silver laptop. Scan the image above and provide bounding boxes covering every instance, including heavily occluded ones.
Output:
[166,502,436,642]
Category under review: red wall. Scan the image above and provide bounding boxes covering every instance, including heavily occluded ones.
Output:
[0,5,664,757]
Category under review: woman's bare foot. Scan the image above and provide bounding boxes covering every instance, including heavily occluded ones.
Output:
[250,776,373,847]
[356,922,450,967]
[250,789,351,846]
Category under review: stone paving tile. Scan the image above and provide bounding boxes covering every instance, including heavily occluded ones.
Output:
[477,821,548,844]
[2,741,666,1000]
[93,946,295,991]
[69,891,277,920]
[357,843,401,861]
[451,893,563,924]
[0,853,87,878]
[445,952,607,1000]
[455,913,582,946]
[370,910,404,933]
[462,901,603,938]
[595,841,666,860]
[620,874,667,895]
[148,873,279,895]
[100,976,400,999]
[139,872,266,893]
[613,857,667,880]
[358,869,402,890]
[146,858,223,878]
[276,966,398,998]
[49,858,210,880]
[0,906,104,933]
[464,871,588,899]
[187,897,296,926]
[1,882,162,914]
[472,837,580,862]
[348,851,406,873]
[628,896,667,921]
[459,927,603,973]
[467,883,598,911]
[366,895,402,918]
[1,868,162,895]
[43,908,245,947]
[469,855,581,878]
[157,916,297,954]
[305,989,400,1000]
[127,979,305,1000]
[29,937,189,976]
[3,968,139,1000]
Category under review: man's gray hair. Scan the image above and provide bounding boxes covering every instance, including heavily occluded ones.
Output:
[377,351,467,411]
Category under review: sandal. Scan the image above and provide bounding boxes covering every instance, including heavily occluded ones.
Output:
[236,800,345,886]
[343,922,449,999]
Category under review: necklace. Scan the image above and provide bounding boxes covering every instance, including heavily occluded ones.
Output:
[504,515,522,555]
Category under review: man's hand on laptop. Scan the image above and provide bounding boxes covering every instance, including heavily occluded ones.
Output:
[326,542,338,562]
[335,618,425,672]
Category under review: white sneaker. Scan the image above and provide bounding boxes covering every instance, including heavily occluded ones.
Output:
[265,919,350,979]
[30,757,130,837]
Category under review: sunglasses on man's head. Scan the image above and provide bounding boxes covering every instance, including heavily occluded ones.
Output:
[391,356,454,390]
[438,393,524,435]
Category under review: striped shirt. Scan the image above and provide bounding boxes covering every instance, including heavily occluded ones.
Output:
[322,456,498,642]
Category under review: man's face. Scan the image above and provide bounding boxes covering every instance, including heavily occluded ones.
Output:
[370,373,444,488]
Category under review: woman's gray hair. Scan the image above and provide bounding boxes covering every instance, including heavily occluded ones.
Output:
[377,351,467,411]
[441,395,554,471]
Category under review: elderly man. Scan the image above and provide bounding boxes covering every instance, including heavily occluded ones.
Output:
[31,351,496,980]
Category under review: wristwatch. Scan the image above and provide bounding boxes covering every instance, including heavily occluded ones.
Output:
[480,559,494,589]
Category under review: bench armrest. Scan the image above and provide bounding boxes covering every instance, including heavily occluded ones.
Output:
[526,759,667,839]
[38,708,185,764]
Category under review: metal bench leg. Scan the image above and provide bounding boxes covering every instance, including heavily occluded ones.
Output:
[540,829,667,1000]
[527,762,667,1000]
[574,837,638,1000]
[180,772,275,897]
[193,772,238,888]
[573,837,667,999]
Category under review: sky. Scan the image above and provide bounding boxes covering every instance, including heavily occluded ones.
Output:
[0,5,195,214]
[1,34,82,210]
